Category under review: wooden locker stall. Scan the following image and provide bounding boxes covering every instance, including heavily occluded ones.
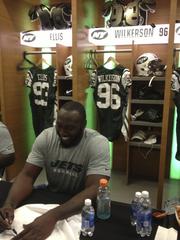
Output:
[157,0,179,208]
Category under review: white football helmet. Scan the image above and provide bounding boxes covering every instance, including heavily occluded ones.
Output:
[102,1,124,27]
[102,0,156,27]
[108,2,124,27]
[136,53,161,76]
[124,0,143,26]
[64,55,72,76]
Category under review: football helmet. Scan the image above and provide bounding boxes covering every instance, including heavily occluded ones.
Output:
[139,0,156,12]
[102,0,156,27]
[102,1,124,27]
[135,53,166,76]
[28,4,53,30]
[64,55,72,76]
[136,107,162,122]
[51,3,71,29]
[139,87,162,99]
[108,2,124,27]
[124,0,144,26]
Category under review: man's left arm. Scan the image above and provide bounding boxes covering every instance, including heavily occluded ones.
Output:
[48,174,110,220]
[12,174,108,240]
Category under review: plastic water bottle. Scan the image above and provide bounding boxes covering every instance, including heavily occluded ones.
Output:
[136,191,152,237]
[97,178,111,220]
[130,191,142,226]
[81,199,95,237]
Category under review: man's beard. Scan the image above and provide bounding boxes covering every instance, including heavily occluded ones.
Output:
[59,130,84,148]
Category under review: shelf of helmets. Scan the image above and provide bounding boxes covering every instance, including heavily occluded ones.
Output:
[127,64,166,182]
[129,76,165,150]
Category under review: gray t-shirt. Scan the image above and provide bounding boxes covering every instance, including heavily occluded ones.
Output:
[27,127,111,194]
[0,122,15,155]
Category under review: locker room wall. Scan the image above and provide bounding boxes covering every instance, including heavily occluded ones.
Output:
[0,0,38,179]
[71,0,105,104]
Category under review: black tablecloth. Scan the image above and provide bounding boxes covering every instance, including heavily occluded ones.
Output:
[81,201,180,240]
[0,181,179,240]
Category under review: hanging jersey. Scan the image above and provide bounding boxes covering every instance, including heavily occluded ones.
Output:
[25,66,57,136]
[171,68,180,160]
[171,68,180,92]
[90,65,131,141]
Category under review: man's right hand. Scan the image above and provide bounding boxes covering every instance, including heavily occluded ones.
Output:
[0,205,14,230]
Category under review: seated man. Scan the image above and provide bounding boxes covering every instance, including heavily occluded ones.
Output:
[0,121,15,178]
[0,101,110,240]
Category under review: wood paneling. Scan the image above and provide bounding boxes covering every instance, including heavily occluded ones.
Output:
[157,0,177,209]
[130,147,160,181]
[74,0,104,103]
[0,0,37,179]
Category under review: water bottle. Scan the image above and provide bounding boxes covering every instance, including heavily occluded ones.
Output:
[81,199,95,237]
[97,178,111,220]
[130,191,142,226]
[136,191,152,237]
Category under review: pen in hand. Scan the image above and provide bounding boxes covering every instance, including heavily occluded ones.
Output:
[0,211,17,235]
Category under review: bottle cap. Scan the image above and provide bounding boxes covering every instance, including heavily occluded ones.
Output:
[141,190,149,198]
[99,178,108,187]
[85,199,92,206]
[135,191,142,198]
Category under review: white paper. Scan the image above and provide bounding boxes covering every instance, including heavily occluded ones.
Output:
[0,204,81,240]
[154,226,178,240]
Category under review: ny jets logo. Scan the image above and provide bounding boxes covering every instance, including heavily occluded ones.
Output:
[22,33,36,42]
[137,56,148,64]
[91,29,108,40]
[176,26,180,36]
